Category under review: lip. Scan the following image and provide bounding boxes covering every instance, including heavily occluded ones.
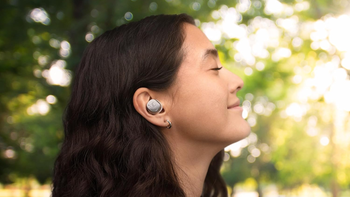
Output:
[227,100,242,110]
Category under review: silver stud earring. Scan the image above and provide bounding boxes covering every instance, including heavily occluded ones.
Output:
[146,99,163,114]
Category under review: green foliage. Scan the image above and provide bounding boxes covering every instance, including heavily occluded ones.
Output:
[1,0,349,196]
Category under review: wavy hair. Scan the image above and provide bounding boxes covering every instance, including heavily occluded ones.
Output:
[52,14,227,197]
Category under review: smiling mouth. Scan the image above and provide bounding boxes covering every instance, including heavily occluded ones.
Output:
[228,106,243,110]
[227,100,242,110]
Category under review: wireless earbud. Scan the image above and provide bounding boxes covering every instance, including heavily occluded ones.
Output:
[146,99,163,114]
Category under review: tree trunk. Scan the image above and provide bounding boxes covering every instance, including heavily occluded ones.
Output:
[230,184,236,197]
[331,179,339,197]
[256,179,263,197]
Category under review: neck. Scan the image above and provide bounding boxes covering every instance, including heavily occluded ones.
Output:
[166,137,221,197]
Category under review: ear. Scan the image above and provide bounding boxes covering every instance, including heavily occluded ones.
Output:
[133,87,169,128]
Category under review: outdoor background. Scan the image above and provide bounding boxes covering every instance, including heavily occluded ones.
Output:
[1,0,350,196]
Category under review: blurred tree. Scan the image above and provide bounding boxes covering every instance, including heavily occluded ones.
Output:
[0,1,350,197]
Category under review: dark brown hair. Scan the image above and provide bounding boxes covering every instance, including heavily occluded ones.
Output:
[52,13,227,197]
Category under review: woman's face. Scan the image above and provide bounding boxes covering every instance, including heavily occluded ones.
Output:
[166,23,251,148]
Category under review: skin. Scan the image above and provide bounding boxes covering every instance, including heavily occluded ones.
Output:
[133,23,251,197]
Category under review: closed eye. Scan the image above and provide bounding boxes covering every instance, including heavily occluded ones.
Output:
[211,67,223,71]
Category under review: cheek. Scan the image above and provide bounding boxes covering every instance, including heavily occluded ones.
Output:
[182,78,226,113]
[171,81,228,138]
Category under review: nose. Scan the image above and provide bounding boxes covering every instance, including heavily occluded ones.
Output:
[222,67,244,94]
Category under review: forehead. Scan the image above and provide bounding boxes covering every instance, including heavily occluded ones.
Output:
[181,23,215,63]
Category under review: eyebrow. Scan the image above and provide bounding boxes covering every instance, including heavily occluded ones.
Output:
[202,49,218,62]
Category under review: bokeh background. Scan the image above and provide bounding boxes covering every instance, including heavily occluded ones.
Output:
[1,0,350,196]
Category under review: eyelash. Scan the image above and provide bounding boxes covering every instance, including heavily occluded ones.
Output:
[212,67,223,71]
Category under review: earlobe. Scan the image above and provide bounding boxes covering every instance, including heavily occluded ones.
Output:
[133,88,169,128]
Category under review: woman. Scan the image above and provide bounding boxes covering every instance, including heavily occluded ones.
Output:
[52,13,250,197]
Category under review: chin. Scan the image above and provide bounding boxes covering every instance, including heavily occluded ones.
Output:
[242,121,252,137]
[241,121,252,139]
[226,121,251,145]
